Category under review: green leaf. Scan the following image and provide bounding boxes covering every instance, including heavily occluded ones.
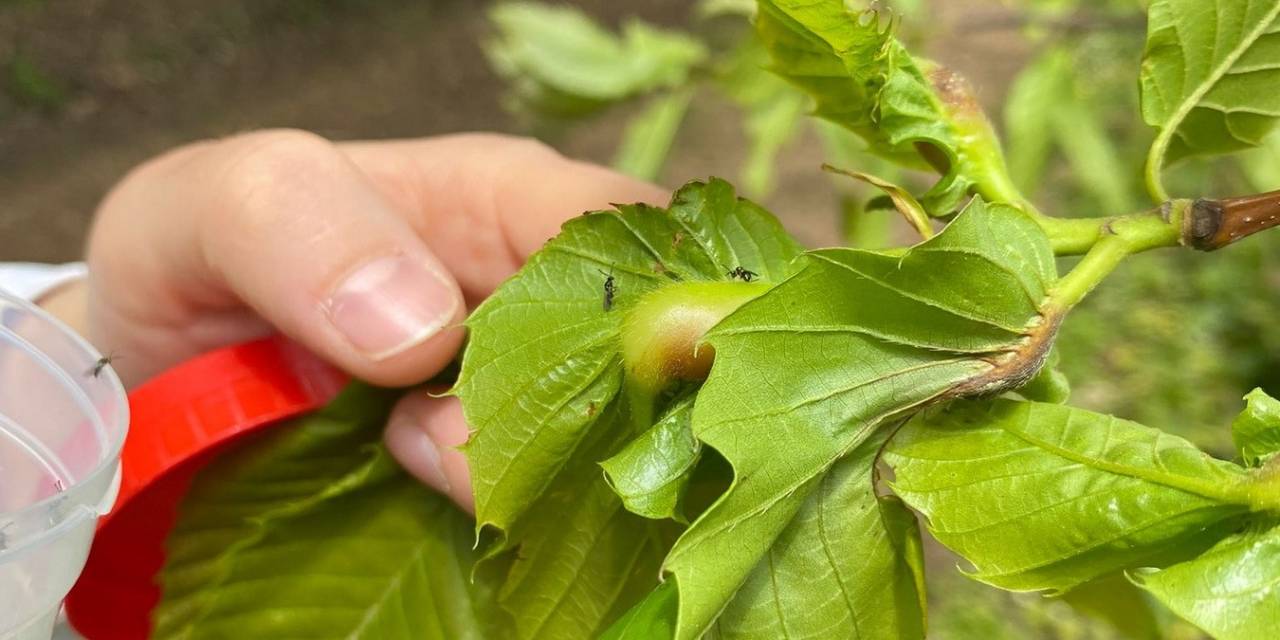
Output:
[710,432,926,639]
[165,479,493,639]
[885,399,1252,592]
[1058,573,1161,640]
[716,432,926,637]
[456,178,803,635]
[487,3,706,118]
[599,581,679,640]
[155,384,499,639]
[601,398,700,522]
[880,494,929,623]
[1132,519,1280,640]
[1140,0,1280,199]
[718,37,807,197]
[613,89,694,181]
[664,198,1058,638]
[457,178,801,538]
[1232,388,1280,467]
[755,0,1026,213]
[611,434,928,640]
[493,400,675,640]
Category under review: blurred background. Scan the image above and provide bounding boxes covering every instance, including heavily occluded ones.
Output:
[2,0,1276,637]
[0,0,1031,259]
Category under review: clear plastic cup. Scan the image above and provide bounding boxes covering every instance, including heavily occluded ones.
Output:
[0,288,128,639]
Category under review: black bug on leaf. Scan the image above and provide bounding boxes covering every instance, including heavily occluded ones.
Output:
[597,268,617,311]
[727,266,759,282]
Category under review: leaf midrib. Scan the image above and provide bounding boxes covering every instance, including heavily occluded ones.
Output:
[814,468,864,639]
[160,451,388,637]
[700,357,979,428]
[808,251,1031,333]
[972,502,1235,581]
[345,537,435,639]
[1148,3,1280,174]
[999,413,1247,506]
[519,505,644,640]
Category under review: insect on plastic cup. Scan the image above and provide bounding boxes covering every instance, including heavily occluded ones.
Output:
[0,289,128,639]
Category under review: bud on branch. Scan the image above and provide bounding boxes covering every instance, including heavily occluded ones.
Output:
[1183,189,1280,251]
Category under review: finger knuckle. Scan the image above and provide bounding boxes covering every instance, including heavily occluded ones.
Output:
[215,129,337,233]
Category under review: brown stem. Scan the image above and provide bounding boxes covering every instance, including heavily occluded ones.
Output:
[1182,189,1280,251]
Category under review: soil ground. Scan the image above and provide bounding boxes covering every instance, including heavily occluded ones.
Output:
[0,0,1028,261]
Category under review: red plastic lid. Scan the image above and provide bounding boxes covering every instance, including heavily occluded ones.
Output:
[64,336,347,639]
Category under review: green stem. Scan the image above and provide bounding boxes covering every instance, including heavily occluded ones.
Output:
[1044,202,1188,312]
[1033,215,1110,256]
[1046,234,1132,311]
[1144,141,1171,204]
[625,379,657,437]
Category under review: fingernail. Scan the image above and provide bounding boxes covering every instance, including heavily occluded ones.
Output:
[324,254,459,360]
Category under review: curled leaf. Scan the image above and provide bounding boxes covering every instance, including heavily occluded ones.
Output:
[601,398,701,522]
[1232,388,1280,467]
[824,165,934,239]
[756,0,1026,214]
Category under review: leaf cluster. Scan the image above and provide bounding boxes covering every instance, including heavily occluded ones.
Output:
[155,1,1280,639]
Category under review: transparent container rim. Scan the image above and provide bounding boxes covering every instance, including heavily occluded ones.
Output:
[0,288,129,555]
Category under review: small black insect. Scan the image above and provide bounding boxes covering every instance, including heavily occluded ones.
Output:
[54,478,65,492]
[597,268,617,311]
[727,266,759,282]
[87,353,119,378]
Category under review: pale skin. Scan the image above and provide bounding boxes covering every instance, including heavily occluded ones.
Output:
[41,129,666,513]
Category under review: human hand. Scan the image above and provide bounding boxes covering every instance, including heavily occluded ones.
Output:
[61,129,664,512]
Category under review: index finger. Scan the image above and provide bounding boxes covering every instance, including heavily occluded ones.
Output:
[340,134,668,301]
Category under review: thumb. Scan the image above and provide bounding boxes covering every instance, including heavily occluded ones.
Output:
[88,129,465,386]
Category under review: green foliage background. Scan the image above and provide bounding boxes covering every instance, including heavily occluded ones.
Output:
[483,0,1280,637]
[490,0,1280,455]
[147,1,1280,639]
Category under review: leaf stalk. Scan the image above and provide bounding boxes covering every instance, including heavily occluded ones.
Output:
[1044,202,1187,311]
